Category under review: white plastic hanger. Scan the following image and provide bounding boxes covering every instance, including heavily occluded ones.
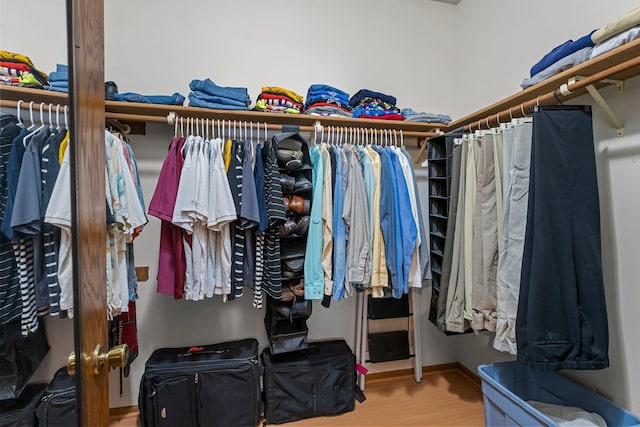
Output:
[16,100,24,127]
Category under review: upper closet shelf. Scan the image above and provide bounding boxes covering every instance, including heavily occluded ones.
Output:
[447,37,640,132]
[0,85,446,138]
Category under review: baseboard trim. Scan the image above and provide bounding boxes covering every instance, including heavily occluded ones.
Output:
[109,405,139,417]
[365,362,481,385]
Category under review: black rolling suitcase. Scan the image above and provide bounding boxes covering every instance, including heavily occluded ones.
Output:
[261,339,361,424]
[0,383,47,427]
[36,367,77,427]
[139,338,263,427]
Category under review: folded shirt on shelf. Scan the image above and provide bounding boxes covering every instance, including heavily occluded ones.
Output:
[305,84,350,108]
[189,90,249,107]
[47,64,68,82]
[261,86,304,104]
[592,6,640,44]
[590,24,640,59]
[400,108,451,124]
[254,86,304,114]
[529,30,596,77]
[253,99,300,114]
[521,47,593,89]
[258,93,303,110]
[304,102,352,117]
[349,89,397,107]
[0,49,48,87]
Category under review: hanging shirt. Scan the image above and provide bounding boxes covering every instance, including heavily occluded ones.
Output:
[148,136,187,298]
[241,140,259,288]
[343,144,370,287]
[356,145,375,287]
[227,140,245,299]
[331,145,347,300]
[365,145,388,297]
[207,138,237,298]
[320,144,334,300]
[253,142,268,308]
[44,145,73,317]
[0,118,22,330]
[304,144,324,300]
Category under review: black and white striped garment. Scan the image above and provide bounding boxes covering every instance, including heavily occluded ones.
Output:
[0,117,22,329]
[14,238,38,335]
[40,129,63,316]
[252,143,267,309]
[227,140,245,300]
[261,140,287,299]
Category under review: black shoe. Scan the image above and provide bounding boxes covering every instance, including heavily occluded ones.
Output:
[294,174,312,192]
[105,81,118,101]
[280,174,295,192]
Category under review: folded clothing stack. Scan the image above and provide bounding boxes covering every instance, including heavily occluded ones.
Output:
[590,7,640,59]
[254,86,304,114]
[110,82,185,105]
[0,50,48,88]
[349,89,403,120]
[401,108,451,124]
[522,31,596,89]
[188,78,251,110]
[43,64,68,92]
[303,84,352,117]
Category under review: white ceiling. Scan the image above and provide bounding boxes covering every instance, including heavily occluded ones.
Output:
[430,0,461,5]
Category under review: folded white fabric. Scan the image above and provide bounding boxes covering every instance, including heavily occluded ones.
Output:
[592,6,640,44]
[527,400,608,427]
[591,25,640,59]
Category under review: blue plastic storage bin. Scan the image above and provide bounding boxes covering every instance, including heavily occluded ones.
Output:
[477,362,640,427]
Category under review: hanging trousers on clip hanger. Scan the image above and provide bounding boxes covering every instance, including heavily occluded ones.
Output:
[516,105,609,371]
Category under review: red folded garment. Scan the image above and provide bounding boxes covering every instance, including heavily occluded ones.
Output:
[0,61,31,71]
[358,113,404,121]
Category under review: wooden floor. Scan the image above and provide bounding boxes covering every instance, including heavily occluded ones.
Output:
[109,367,485,426]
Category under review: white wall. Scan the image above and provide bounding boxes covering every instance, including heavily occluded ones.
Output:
[1,0,459,408]
[452,0,640,416]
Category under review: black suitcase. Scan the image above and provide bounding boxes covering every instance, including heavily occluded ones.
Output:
[36,367,77,427]
[139,338,263,427]
[262,339,358,424]
[0,383,46,427]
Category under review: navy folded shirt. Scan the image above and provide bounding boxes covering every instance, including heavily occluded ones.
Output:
[529,30,596,77]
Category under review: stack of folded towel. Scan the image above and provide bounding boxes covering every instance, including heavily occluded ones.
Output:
[303,84,352,117]
[349,89,403,120]
[44,64,68,93]
[0,50,48,88]
[401,108,451,124]
[254,86,304,114]
[188,78,251,110]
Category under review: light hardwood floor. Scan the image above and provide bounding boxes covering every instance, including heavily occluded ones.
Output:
[109,367,485,426]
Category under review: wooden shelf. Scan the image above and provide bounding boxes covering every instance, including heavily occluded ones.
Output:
[447,37,640,131]
[0,85,446,137]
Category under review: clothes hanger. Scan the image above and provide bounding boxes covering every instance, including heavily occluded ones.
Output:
[23,102,46,147]
[16,100,24,127]
[27,101,36,130]
[174,115,179,137]
[56,104,61,130]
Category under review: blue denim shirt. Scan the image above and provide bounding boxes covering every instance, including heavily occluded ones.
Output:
[304,145,324,300]
[371,145,399,294]
[387,147,417,296]
[331,146,347,300]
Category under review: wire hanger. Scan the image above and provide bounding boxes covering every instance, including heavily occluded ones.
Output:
[16,100,24,127]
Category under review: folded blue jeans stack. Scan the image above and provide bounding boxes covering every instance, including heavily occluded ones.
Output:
[44,64,69,93]
[188,78,251,110]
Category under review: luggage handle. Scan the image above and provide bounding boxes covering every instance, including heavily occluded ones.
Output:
[179,348,230,358]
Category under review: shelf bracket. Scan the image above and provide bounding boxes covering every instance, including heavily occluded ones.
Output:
[564,76,624,136]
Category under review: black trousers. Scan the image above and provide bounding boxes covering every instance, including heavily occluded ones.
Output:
[516,106,609,370]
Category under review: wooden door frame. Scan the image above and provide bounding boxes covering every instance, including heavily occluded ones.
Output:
[67,0,109,424]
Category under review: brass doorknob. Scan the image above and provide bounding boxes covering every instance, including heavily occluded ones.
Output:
[67,344,129,376]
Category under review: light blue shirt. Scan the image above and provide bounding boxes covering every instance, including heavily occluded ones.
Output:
[332,146,347,300]
[356,145,375,285]
[304,145,325,300]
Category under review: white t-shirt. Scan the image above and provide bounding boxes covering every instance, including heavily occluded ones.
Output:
[44,146,73,316]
